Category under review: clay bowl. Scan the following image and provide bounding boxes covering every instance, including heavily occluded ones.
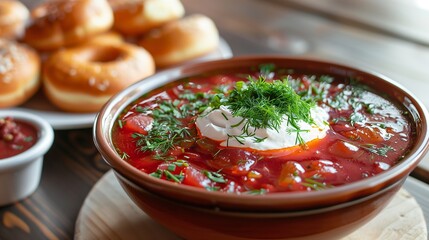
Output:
[94,56,429,240]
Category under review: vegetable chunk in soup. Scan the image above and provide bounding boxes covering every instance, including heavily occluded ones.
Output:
[112,64,415,194]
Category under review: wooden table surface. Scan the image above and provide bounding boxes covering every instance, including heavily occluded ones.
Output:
[1,0,429,239]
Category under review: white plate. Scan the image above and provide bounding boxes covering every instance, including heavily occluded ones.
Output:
[12,38,233,130]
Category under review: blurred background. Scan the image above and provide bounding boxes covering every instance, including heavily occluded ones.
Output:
[2,0,429,239]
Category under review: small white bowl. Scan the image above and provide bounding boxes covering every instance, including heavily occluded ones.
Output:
[0,110,54,206]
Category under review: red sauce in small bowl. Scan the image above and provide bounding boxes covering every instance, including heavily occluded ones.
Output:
[0,117,38,159]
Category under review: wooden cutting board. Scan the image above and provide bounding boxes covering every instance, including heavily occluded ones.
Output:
[74,171,428,240]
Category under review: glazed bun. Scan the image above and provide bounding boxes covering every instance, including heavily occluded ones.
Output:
[0,40,41,108]
[109,0,185,35]
[23,0,114,51]
[0,0,30,39]
[83,31,124,46]
[139,14,219,67]
[43,42,155,112]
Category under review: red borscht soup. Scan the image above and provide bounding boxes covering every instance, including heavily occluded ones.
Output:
[112,64,415,194]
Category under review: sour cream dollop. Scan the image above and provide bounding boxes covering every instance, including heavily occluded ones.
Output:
[195,105,330,151]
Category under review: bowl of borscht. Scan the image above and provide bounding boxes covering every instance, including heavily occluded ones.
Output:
[94,56,429,240]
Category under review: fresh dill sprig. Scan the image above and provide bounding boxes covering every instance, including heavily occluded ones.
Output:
[216,75,315,133]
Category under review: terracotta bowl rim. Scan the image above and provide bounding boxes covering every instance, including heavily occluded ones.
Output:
[94,55,429,208]
[113,169,404,216]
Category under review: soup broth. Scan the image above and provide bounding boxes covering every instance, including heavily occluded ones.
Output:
[112,65,415,194]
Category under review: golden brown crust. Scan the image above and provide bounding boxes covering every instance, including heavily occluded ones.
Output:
[0,40,41,108]
[43,42,155,112]
[23,0,114,51]
[109,0,185,35]
[0,0,30,39]
[139,14,219,68]
[83,31,124,46]
[35,31,125,66]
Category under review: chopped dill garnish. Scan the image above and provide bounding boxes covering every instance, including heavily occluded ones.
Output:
[349,112,365,126]
[167,164,176,171]
[246,188,267,195]
[290,75,332,102]
[150,169,184,183]
[118,120,124,129]
[164,170,184,183]
[288,128,310,145]
[24,136,33,142]
[172,160,189,167]
[12,145,23,150]
[132,120,191,156]
[259,63,276,77]
[214,84,230,94]
[361,144,395,157]
[216,76,315,132]
[302,177,332,190]
[121,152,129,160]
[135,105,148,113]
[203,170,226,183]
[339,140,395,157]
[150,169,162,178]
[319,75,334,83]
[132,94,206,156]
[205,186,220,191]
[115,148,129,160]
